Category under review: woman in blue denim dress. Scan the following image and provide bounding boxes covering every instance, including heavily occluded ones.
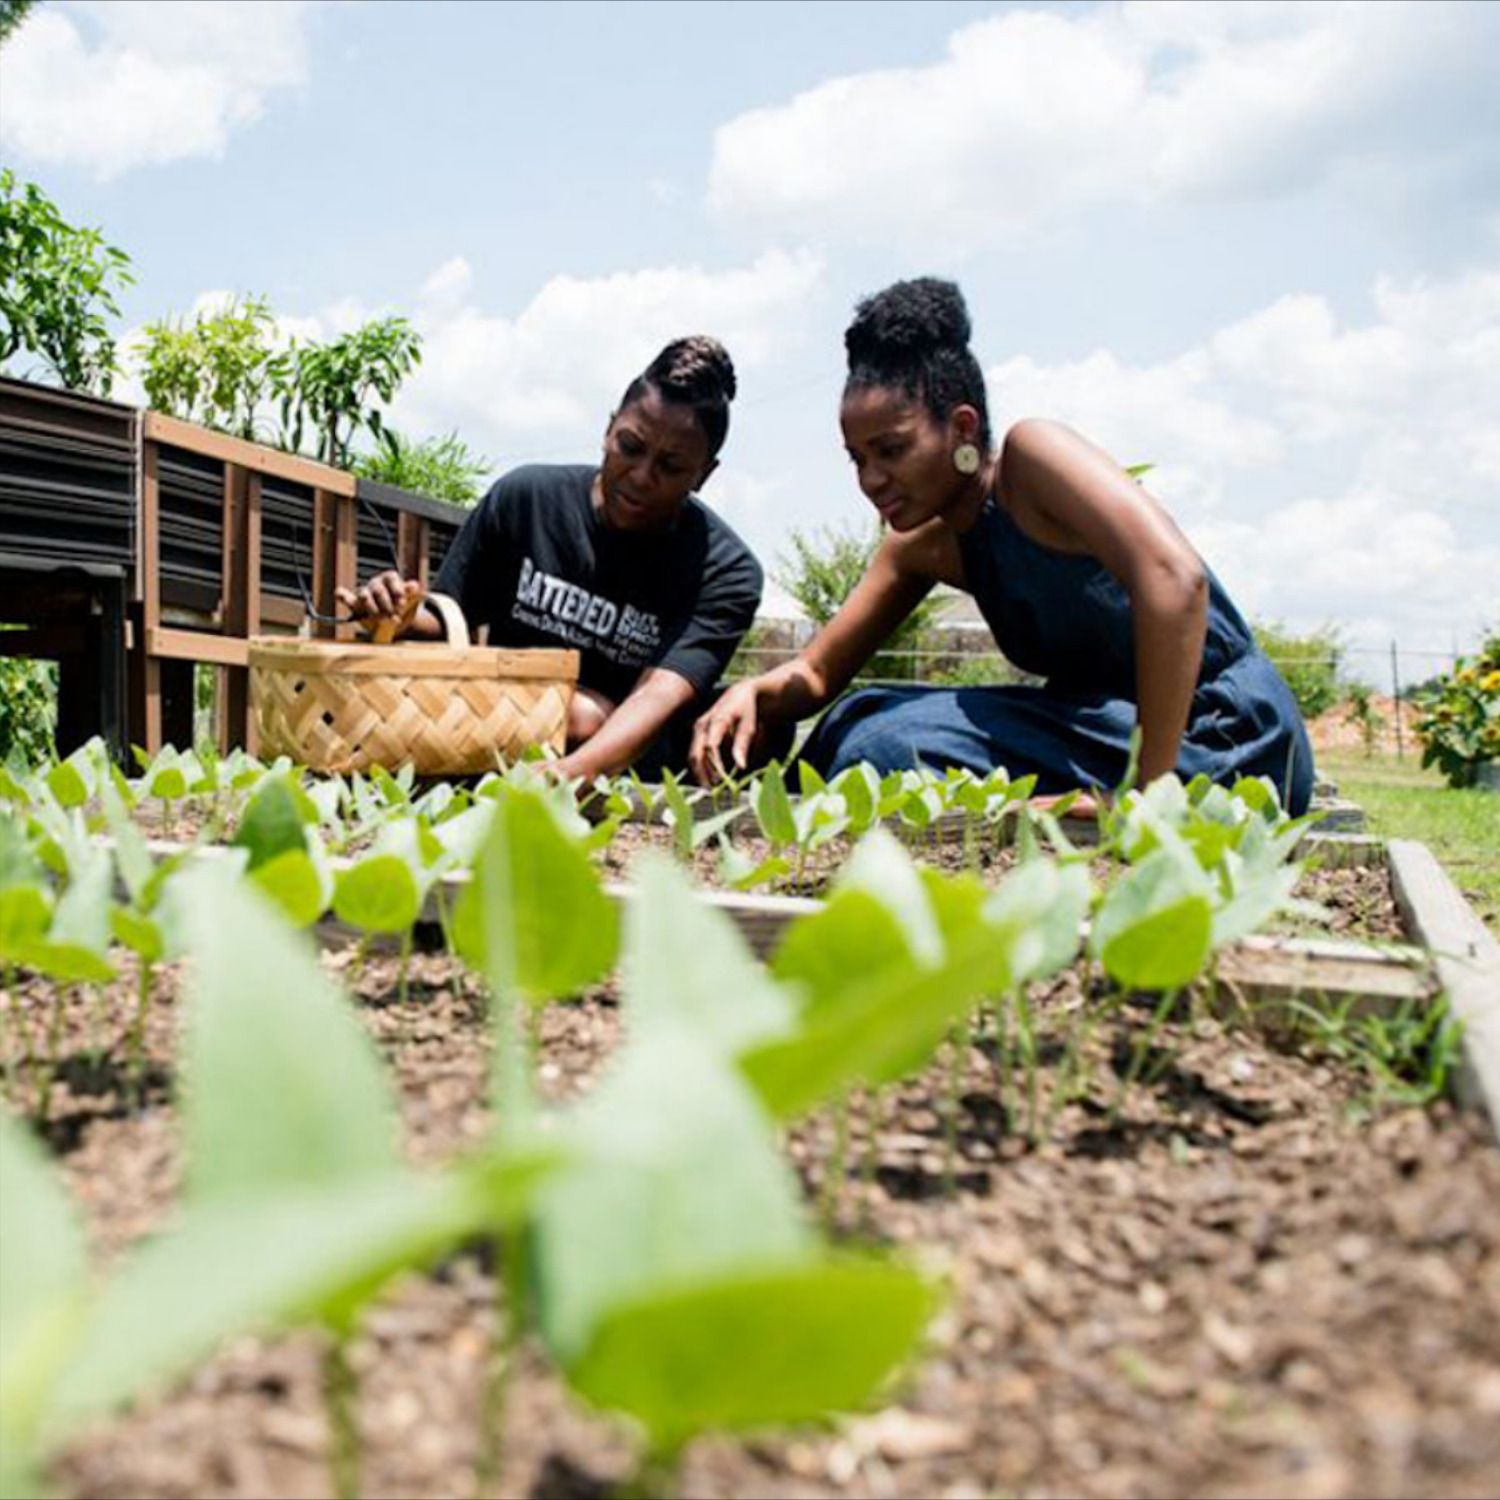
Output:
[689,278,1313,816]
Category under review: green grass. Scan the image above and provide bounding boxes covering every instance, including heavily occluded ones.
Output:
[1319,750,1500,934]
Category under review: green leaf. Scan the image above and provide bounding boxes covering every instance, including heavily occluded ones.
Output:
[535,1030,810,1362]
[981,859,1091,985]
[837,829,942,965]
[109,907,162,965]
[177,867,399,1201]
[43,761,87,811]
[771,888,915,1018]
[1211,857,1301,949]
[16,843,114,983]
[1090,845,1213,991]
[49,1171,497,1440]
[250,847,331,928]
[744,888,1022,1119]
[754,763,797,848]
[831,763,880,834]
[452,788,617,1004]
[0,1112,87,1456]
[625,855,792,1054]
[717,841,789,891]
[0,880,51,957]
[658,770,698,859]
[232,775,312,872]
[566,1257,938,1453]
[332,853,420,935]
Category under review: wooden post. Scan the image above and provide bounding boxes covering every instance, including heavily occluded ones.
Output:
[1390,640,1405,760]
[312,487,338,639]
[397,511,429,588]
[333,493,357,641]
[221,465,263,752]
[132,439,163,755]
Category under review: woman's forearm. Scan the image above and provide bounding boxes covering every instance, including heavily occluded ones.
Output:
[751,656,837,723]
[1131,567,1208,785]
[554,671,696,781]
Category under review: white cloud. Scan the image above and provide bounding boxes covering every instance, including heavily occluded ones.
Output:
[390,248,826,462]
[706,1,1500,249]
[987,348,1281,511]
[0,1,315,178]
[980,263,1500,653]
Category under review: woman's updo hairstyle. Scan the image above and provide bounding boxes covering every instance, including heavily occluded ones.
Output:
[619,335,738,459]
[844,278,991,451]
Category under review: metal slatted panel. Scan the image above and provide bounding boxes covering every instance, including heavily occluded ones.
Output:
[427,516,460,580]
[259,473,317,601]
[0,377,135,572]
[156,443,223,603]
[352,478,467,585]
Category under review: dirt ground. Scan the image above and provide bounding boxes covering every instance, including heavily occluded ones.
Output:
[1306,696,1418,760]
[5,856,1496,1500]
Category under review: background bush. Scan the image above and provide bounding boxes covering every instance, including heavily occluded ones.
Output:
[1253,620,1344,719]
[773,523,944,681]
[1413,631,1500,788]
[0,654,55,766]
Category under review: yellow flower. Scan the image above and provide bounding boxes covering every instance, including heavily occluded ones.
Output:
[1456,666,1477,685]
[1481,670,1500,694]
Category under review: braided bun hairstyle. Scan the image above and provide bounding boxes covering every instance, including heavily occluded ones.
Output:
[619,335,738,458]
[844,278,991,450]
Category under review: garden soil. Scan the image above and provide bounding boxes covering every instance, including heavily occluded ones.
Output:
[7,866,1498,1500]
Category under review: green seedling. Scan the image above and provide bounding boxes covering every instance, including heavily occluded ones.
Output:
[451,784,619,1487]
[533,865,936,1488]
[2,868,555,1500]
[659,768,744,862]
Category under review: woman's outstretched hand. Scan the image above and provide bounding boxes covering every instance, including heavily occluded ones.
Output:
[337,570,425,630]
[690,680,762,786]
[1032,791,1103,821]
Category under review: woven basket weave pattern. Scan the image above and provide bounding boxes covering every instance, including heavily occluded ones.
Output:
[249,594,577,775]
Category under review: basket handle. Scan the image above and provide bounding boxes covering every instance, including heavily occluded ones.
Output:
[423,592,471,648]
[370,586,426,645]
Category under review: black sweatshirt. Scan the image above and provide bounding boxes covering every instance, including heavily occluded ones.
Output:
[434,464,762,704]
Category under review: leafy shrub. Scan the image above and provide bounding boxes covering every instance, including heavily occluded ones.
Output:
[1252,620,1343,720]
[353,428,489,506]
[136,294,279,442]
[1413,631,1500,788]
[774,523,943,680]
[273,316,422,467]
[926,654,1006,688]
[0,169,133,395]
[1342,684,1387,758]
[0,655,55,765]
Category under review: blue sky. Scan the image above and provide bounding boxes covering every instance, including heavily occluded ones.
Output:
[4,0,1499,677]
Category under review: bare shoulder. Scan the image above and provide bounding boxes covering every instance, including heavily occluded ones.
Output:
[1000,416,1095,478]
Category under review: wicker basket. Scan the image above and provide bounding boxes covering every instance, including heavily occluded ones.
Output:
[249,594,579,775]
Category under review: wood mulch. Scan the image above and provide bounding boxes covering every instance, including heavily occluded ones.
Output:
[5,893,1496,1500]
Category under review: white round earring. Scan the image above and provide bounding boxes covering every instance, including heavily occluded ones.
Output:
[953,443,981,475]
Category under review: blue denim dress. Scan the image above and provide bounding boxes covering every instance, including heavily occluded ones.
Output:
[800,497,1314,814]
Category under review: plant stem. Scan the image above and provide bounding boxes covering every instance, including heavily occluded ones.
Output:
[943,1024,965,1198]
[476,989,537,1496]
[323,1332,361,1500]
[1014,986,1040,1143]
[348,933,369,992]
[624,1448,682,1500]
[1112,988,1181,1122]
[821,1093,850,1233]
[859,1088,883,1235]
[129,958,152,1107]
[397,926,413,1007]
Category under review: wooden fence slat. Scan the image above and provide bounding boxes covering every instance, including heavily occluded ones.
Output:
[1389,839,1500,1135]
